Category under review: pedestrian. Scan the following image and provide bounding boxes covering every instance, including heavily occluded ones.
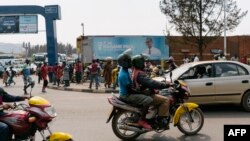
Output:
[22,59,33,95]
[7,66,16,86]
[36,63,42,84]
[40,62,48,93]
[55,63,63,87]
[103,57,113,88]
[217,51,226,60]
[2,68,9,87]
[241,56,247,64]
[69,63,74,83]
[88,59,100,90]
[193,54,199,62]
[183,56,190,64]
[166,56,178,72]
[52,63,58,85]
[230,54,239,61]
[47,64,54,83]
[74,60,82,84]
[112,65,120,90]
[62,62,70,87]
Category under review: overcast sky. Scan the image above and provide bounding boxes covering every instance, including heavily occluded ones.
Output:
[0,0,249,47]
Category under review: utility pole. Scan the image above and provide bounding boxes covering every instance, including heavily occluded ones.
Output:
[81,23,84,64]
[23,42,30,59]
[224,0,227,56]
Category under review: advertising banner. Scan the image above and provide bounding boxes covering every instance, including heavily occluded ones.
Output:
[0,15,38,33]
[92,36,169,60]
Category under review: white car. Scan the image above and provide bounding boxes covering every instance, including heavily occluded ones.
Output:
[154,60,250,112]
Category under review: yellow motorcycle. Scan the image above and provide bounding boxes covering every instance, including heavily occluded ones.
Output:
[106,80,204,140]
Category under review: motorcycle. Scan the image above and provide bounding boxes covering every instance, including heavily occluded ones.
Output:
[106,78,204,140]
[0,81,73,141]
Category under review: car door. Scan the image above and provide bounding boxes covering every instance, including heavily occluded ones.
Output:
[179,64,215,103]
[214,62,250,102]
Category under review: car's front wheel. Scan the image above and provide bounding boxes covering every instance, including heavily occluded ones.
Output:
[241,91,250,112]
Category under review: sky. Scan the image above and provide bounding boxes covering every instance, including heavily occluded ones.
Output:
[0,0,249,47]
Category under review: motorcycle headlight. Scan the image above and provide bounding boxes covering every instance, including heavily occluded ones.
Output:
[44,106,57,118]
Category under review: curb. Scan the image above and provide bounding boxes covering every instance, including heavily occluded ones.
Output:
[47,85,119,94]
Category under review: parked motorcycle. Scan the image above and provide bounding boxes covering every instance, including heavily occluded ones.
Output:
[106,79,204,140]
[0,81,73,141]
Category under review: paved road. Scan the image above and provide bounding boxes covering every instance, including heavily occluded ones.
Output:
[3,76,250,141]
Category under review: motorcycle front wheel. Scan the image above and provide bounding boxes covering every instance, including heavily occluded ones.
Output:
[177,107,204,135]
[111,110,141,140]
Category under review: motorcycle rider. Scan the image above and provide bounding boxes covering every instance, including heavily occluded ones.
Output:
[131,54,172,130]
[0,88,29,141]
[118,50,172,130]
[118,49,153,129]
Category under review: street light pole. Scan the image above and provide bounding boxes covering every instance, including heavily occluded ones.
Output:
[81,23,84,36]
[81,23,84,64]
[224,0,227,56]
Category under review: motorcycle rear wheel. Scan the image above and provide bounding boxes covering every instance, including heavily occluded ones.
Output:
[177,107,204,135]
[111,110,141,140]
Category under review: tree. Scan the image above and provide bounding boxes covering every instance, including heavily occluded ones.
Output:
[160,0,248,60]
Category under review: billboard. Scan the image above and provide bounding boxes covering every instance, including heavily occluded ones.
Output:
[91,36,169,60]
[0,15,38,33]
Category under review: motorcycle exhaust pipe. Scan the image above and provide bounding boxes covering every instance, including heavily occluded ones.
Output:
[118,125,147,133]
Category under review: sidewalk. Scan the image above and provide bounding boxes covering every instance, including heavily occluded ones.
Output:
[47,80,119,94]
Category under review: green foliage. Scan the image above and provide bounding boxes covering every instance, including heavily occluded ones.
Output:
[160,0,248,59]
[28,42,76,57]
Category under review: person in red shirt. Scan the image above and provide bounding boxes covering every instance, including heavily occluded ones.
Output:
[47,64,54,83]
[40,62,48,93]
[241,56,247,64]
[74,60,82,84]
[55,63,63,87]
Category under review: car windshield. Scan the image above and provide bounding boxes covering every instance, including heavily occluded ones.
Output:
[164,63,192,80]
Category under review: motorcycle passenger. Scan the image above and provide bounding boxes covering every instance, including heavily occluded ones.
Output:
[131,54,172,129]
[118,50,153,130]
[0,88,29,141]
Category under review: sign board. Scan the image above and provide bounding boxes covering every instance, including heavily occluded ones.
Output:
[90,36,169,60]
[19,15,38,33]
[0,15,38,33]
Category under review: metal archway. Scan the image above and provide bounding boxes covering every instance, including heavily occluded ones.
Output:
[0,5,61,65]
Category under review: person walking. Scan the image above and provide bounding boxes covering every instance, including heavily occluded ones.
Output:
[103,58,113,88]
[36,63,42,84]
[7,66,16,86]
[22,59,33,95]
[40,62,48,93]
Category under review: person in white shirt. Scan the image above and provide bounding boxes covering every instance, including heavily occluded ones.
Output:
[142,37,161,59]
[230,54,239,61]
[218,51,227,61]
[193,54,199,62]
